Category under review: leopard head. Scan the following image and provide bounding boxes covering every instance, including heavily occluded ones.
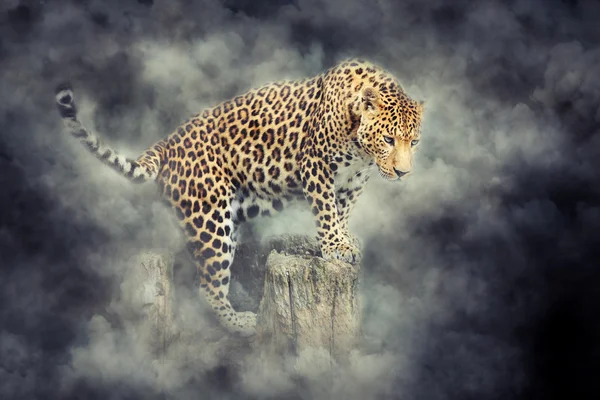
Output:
[353,85,424,181]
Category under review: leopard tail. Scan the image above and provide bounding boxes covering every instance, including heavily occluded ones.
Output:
[54,83,167,183]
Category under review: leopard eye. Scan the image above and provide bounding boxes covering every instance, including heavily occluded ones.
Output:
[411,139,420,147]
[383,136,394,145]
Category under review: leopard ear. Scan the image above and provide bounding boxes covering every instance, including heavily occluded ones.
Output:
[362,87,379,112]
[418,99,426,108]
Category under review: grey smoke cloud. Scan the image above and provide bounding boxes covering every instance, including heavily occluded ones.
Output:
[1,0,600,399]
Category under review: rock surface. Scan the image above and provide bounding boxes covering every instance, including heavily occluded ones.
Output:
[109,234,362,369]
[255,251,361,361]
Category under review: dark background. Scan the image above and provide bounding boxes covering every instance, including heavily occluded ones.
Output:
[1,0,600,399]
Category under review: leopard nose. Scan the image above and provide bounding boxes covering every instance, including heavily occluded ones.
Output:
[394,168,409,178]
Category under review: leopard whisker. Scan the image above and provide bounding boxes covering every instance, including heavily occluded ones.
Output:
[351,165,374,181]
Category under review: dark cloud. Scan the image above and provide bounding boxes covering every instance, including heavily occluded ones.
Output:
[1,0,600,399]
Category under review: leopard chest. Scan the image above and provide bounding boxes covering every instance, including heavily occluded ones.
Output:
[333,158,373,190]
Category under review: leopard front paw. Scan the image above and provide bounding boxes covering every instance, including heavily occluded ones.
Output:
[321,240,361,265]
[342,231,362,250]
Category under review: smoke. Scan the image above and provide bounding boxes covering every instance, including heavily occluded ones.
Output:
[1,0,600,398]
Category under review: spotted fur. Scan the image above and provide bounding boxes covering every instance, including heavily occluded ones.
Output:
[54,59,424,336]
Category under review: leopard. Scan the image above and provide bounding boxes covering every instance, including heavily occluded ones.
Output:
[54,59,424,336]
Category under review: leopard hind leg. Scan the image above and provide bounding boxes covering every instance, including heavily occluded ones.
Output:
[182,197,256,336]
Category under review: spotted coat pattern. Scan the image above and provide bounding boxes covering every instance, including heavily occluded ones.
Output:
[54,59,424,336]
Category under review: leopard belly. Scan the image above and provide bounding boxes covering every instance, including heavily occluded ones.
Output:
[232,177,306,223]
